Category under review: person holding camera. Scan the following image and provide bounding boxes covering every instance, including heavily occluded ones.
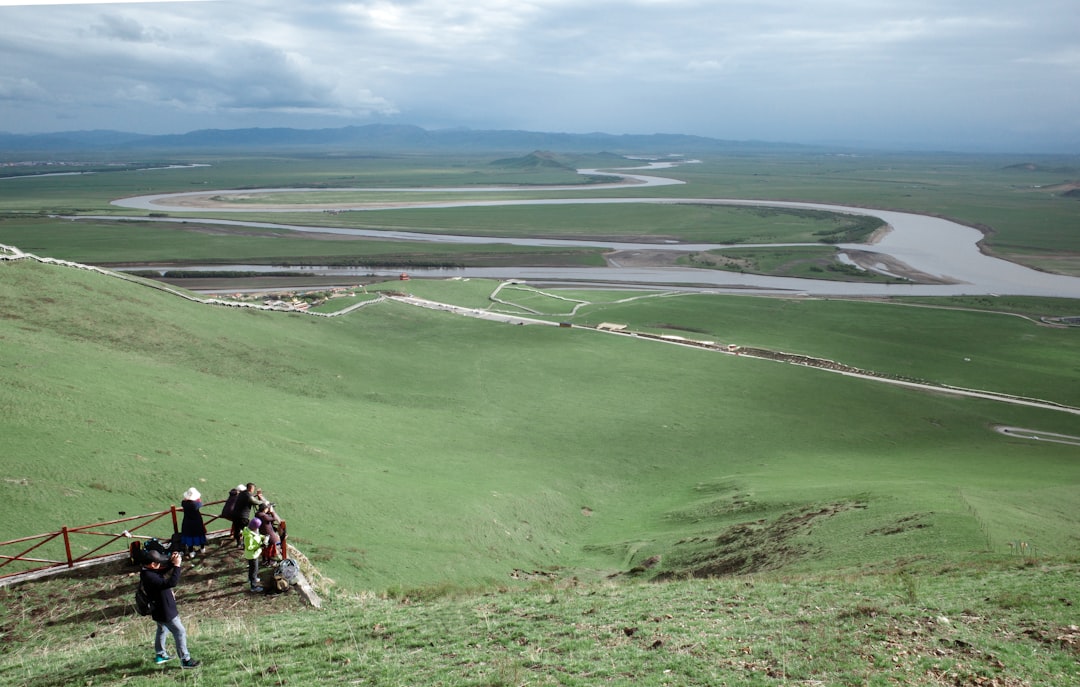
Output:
[141,548,200,668]
[255,502,282,562]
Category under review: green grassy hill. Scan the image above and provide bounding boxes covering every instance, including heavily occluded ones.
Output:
[3,258,1079,594]
[3,552,1079,686]
[4,255,1080,685]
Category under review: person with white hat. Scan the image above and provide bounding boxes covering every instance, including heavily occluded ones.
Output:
[179,487,207,557]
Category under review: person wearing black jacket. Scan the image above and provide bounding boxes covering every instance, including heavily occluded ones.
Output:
[141,549,200,668]
[221,484,244,546]
[231,483,266,547]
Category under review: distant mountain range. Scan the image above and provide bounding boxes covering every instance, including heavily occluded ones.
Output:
[0,124,813,155]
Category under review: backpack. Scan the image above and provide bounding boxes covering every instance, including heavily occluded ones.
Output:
[277,558,299,584]
[257,559,298,594]
[142,537,168,563]
[134,582,156,617]
[221,489,239,519]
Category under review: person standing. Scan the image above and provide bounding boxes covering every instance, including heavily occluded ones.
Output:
[179,488,207,557]
[141,549,201,669]
[242,517,268,592]
[221,484,243,545]
[231,483,266,547]
[255,503,282,562]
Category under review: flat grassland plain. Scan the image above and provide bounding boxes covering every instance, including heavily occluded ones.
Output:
[1,150,1079,685]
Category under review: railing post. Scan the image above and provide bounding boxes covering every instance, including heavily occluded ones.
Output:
[280,520,288,560]
[62,527,73,568]
[1,498,232,583]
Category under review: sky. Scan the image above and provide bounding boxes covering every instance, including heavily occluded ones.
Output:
[1,0,1078,153]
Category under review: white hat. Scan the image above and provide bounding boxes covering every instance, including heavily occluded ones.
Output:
[237,484,247,491]
[183,487,201,501]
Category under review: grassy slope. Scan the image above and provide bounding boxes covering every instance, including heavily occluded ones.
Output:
[552,293,1080,408]
[2,554,1078,686]
[3,261,1079,596]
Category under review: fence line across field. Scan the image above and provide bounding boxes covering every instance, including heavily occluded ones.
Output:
[0,499,288,586]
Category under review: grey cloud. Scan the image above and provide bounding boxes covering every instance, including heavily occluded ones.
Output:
[0,76,50,103]
[0,0,1076,151]
[91,13,165,43]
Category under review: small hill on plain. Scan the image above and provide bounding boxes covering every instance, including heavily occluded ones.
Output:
[490,150,576,171]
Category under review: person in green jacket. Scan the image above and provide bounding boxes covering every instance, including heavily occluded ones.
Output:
[242,518,268,592]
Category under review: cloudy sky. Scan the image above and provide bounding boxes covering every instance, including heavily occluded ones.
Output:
[1,0,1078,152]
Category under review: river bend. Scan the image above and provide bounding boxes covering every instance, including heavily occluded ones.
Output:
[106,163,1080,298]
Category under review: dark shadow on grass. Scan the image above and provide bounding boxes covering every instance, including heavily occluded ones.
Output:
[17,655,157,687]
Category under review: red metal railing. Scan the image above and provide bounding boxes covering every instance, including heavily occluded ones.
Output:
[0,499,249,581]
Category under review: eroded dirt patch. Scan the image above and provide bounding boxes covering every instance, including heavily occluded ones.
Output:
[653,501,867,579]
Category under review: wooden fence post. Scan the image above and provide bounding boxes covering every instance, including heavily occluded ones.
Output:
[1,499,232,584]
[61,527,73,568]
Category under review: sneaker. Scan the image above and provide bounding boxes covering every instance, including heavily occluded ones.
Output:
[251,586,264,593]
[181,658,201,669]
[154,655,171,665]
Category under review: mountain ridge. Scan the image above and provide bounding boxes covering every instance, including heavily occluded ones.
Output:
[0,123,815,154]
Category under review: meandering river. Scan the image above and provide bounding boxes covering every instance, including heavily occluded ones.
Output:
[106,162,1080,298]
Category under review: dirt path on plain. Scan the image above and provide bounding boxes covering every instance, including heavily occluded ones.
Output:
[994,426,1080,446]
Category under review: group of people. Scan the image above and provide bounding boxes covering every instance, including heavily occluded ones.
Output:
[141,482,285,669]
[176,482,283,565]
[220,482,283,592]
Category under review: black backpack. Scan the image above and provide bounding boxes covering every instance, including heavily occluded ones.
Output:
[221,489,240,519]
[136,538,167,614]
[142,537,169,563]
[134,581,156,616]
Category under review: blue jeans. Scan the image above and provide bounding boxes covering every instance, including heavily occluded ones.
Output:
[248,558,260,588]
[155,615,190,661]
